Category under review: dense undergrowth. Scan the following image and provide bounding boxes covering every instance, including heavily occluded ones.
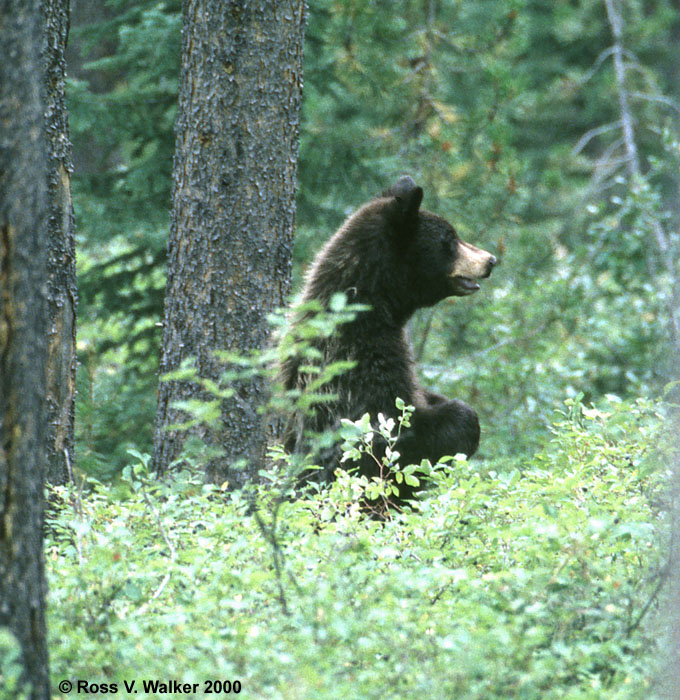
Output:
[39,395,671,700]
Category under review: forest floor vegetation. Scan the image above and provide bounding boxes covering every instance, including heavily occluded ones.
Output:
[37,396,673,700]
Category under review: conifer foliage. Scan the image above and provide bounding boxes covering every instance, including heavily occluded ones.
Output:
[68,1,680,473]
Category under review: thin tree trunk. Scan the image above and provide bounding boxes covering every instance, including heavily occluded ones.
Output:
[154,1,306,485]
[44,0,77,486]
[603,0,638,178]
[603,0,680,350]
[0,1,51,696]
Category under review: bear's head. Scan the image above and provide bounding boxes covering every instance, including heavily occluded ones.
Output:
[383,175,497,307]
[303,175,496,322]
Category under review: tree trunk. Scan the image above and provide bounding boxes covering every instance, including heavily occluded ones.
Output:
[154,0,306,486]
[44,0,77,486]
[0,1,51,697]
[603,0,680,352]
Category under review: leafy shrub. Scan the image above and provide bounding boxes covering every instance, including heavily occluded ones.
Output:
[46,396,671,699]
[0,630,29,700]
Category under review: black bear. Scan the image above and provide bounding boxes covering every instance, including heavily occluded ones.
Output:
[280,175,496,502]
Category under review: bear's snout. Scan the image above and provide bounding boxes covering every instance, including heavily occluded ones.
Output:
[482,254,497,278]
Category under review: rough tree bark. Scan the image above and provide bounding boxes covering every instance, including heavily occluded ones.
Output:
[154,1,306,485]
[0,1,51,697]
[44,0,77,486]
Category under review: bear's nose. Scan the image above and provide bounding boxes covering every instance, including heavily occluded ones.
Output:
[483,255,497,277]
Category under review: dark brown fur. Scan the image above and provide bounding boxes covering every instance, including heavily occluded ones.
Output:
[281,176,496,502]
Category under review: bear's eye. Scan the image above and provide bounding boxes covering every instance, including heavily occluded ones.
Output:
[441,237,455,255]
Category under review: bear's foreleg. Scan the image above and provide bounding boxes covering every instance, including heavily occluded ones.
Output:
[422,390,448,407]
[397,398,480,467]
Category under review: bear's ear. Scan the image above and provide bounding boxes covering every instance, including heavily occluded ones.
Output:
[384,176,423,242]
[384,175,424,218]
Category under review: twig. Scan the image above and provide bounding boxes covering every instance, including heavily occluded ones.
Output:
[626,562,670,636]
[252,503,290,616]
[630,91,680,115]
[64,448,88,566]
[572,121,621,156]
[579,46,616,85]
[464,315,558,360]
[415,308,437,363]
[64,447,84,518]
[250,468,306,618]
[137,481,177,613]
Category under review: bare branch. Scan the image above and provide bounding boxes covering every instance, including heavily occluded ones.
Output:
[137,480,177,614]
[603,0,640,179]
[572,121,622,155]
[580,46,616,85]
[630,91,680,115]
[589,138,626,189]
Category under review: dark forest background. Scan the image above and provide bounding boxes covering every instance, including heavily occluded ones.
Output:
[69,0,680,481]
[2,2,672,697]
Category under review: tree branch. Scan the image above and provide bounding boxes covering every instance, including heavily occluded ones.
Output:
[572,121,621,156]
